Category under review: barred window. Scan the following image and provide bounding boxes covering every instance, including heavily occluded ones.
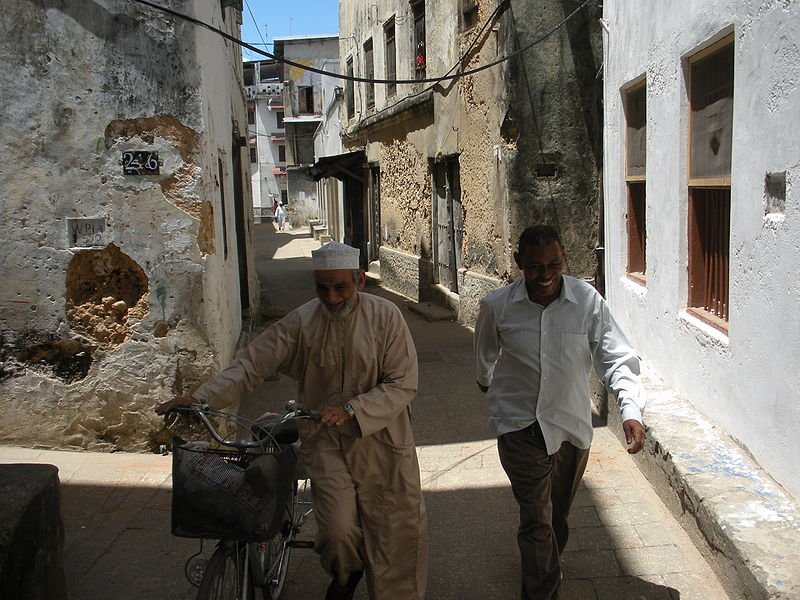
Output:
[687,36,734,332]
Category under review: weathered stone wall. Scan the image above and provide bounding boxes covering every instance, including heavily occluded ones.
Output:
[457,270,503,328]
[286,168,319,227]
[499,0,603,280]
[378,246,425,302]
[454,1,513,282]
[339,0,602,323]
[378,138,432,258]
[0,1,256,451]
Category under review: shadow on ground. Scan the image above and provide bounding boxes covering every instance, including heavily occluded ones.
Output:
[58,477,680,600]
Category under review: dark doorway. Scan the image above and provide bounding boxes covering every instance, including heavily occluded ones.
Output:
[231,141,250,310]
[343,176,366,269]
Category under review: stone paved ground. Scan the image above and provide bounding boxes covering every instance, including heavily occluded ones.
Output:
[0,224,731,600]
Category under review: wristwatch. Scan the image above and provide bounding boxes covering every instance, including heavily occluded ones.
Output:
[343,402,356,418]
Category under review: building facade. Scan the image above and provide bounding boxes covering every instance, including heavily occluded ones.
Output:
[312,82,346,244]
[273,34,340,228]
[336,0,604,322]
[602,0,800,498]
[244,59,287,221]
[0,0,258,451]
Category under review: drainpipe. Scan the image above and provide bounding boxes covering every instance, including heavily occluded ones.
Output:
[596,16,610,299]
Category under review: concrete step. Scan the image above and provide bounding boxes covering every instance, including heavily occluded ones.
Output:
[612,365,800,599]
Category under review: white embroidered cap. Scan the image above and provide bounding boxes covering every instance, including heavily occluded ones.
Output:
[311,241,360,270]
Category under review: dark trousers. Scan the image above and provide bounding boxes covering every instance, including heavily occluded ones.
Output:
[498,423,590,600]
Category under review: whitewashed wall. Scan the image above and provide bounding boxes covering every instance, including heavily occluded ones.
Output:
[603,0,800,498]
[0,0,256,451]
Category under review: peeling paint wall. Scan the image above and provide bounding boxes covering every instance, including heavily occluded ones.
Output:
[603,0,800,498]
[339,0,602,321]
[379,138,432,256]
[0,0,258,451]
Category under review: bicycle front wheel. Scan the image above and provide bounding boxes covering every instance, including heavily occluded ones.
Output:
[257,481,300,599]
[257,532,291,600]
[197,543,252,600]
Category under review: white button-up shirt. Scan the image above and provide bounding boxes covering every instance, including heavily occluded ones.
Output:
[474,275,644,454]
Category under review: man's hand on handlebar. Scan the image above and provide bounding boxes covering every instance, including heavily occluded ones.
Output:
[319,405,351,428]
[155,395,196,416]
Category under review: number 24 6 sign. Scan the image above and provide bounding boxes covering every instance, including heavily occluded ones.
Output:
[121,151,160,175]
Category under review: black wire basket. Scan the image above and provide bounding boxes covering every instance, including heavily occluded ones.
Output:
[171,438,296,541]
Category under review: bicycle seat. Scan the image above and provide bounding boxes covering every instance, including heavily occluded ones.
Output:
[251,414,300,445]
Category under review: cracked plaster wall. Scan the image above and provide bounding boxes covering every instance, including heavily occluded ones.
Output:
[0,0,256,451]
[340,0,602,323]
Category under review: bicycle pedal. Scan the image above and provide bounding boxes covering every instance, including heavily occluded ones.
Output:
[288,540,314,549]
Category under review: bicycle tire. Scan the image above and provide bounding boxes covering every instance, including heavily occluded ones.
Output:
[197,543,251,600]
[257,481,299,599]
[260,533,292,600]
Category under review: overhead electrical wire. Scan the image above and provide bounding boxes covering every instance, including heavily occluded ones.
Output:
[129,0,595,86]
[344,0,509,130]
[243,0,268,51]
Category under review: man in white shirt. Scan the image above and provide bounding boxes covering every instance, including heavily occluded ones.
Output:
[474,225,645,599]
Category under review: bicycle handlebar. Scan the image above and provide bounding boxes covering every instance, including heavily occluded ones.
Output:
[171,402,320,451]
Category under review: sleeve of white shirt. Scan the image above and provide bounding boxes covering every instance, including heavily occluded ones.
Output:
[474,298,500,389]
[590,298,646,424]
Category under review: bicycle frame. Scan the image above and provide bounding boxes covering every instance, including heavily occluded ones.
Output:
[169,402,318,600]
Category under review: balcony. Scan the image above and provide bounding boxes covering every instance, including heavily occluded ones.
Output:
[244,82,282,99]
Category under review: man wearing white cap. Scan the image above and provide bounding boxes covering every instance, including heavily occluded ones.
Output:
[157,241,428,600]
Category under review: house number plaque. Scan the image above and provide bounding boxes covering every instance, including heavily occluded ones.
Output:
[121,150,160,175]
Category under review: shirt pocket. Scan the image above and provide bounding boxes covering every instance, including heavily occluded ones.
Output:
[560,332,591,370]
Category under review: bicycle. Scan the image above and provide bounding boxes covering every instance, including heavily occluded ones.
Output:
[166,401,319,600]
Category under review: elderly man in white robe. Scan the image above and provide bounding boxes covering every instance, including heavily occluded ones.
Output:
[157,241,428,600]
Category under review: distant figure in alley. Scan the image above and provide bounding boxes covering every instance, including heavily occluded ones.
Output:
[274,201,287,230]
[474,224,646,599]
[157,241,428,600]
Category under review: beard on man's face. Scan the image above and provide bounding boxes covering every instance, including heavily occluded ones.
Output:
[320,294,357,321]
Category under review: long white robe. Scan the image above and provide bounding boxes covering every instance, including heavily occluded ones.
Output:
[193,292,428,599]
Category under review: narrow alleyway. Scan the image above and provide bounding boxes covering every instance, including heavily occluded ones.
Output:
[0,223,731,600]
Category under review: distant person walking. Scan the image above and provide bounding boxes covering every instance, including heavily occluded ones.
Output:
[274,201,287,230]
[474,224,646,599]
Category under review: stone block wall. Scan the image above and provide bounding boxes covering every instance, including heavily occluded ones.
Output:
[378,246,428,302]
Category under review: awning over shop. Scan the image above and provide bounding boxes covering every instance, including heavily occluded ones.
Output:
[310,150,366,182]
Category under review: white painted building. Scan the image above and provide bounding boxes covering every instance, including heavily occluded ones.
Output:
[273,34,340,227]
[244,60,287,220]
[602,0,800,498]
[311,61,346,244]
